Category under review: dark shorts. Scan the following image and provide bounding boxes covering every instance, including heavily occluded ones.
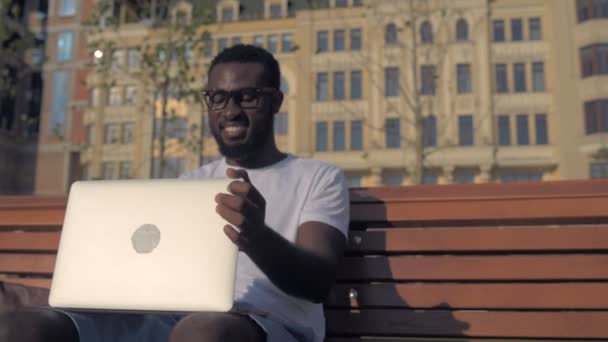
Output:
[52,309,313,342]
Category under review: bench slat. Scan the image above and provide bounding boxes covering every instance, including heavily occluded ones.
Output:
[349,180,608,203]
[327,283,608,309]
[325,310,608,338]
[337,255,608,280]
[327,338,602,342]
[0,277,52,288]
[0,232,60,251]
[0,254,56,274]
[347,225,608,252]
[350,197,608,223]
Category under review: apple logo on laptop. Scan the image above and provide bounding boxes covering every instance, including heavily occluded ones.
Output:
[131,224,161,254]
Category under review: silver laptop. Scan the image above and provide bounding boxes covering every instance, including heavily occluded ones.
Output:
[49,178,238,313]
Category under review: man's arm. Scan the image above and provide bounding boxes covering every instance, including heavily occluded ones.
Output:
[235,221,346,303]
[216,168,348,303]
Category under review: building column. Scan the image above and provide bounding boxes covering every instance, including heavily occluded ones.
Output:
[442,165,455,184]
[479,164,493,183]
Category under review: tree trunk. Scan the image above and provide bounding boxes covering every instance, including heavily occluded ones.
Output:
[409,0,423,185]
[158,81,169,178]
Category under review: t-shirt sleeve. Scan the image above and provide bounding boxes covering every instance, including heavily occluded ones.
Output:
[299,165,350,237]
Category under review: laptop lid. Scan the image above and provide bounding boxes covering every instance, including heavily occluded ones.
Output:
[49,178,238,313]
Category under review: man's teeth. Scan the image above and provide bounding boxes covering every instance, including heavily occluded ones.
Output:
[224,126,246,135]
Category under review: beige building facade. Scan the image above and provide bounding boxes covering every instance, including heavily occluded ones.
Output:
[42,0,608,193]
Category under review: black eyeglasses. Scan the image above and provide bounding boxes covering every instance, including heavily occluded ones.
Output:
[202,87,276,110]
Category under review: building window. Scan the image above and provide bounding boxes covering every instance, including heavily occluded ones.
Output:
[495,64,508,93]
[454,170,475,184]
[333,72,345,100]
[125,86,137,105]
[516,114,529,145]
[316,72,328,101]
[385,67,399,97]
[316,121,328,151]
[281,33,292,52]
[335,0,349,7]
[204,38,213,57]
[383,173,403,186]
[333,30,345,51]
[111,49,125,70]
[267,34,278,53]
[218,38,228,52]
[122,123,135,144]
[102,162,115,180]
[221,7,234,22]
[274,112,288,135]
[118,161,132,179]
[231,36,242,46]
[532,62,545,92]
[420,21,433,44]
[128,48,140,68]
[423,115,437,147]
[457,63,472,94]
[86,125,95,145]
[109,86,122,106]
[351,70,362,99]
[421,65,436,95]
[535,113,548,145]
[458,115,474,146]
[385,23,398,46]
[584,99,608,134]
[347,175,362,188]
[59,0,76,16]
[50,71,69,135]
[351,120,362,150]
[385,118,401,148]
[253,35,264,47]
[529,17,542,40]
[580,44,608,77]
[317,31,329,52]
[333,121,345,151]
[104,124,120,144]
[270,4,282,18]
[56,31,73,63]
[493,19,505,42]
[91,88,101,107]
[514,63,526,92]
[456,18,468,41]
[498,115,511,145]
[511,18,523,41]
[501,171,543,183]
[280,76,289,95]
[422,172,438,185]
[577,0,608,22]
[351,28,362,50]
[590,162,608,178]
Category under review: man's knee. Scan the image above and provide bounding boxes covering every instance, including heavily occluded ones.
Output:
[170,312,265,342]
[0,308,78,342]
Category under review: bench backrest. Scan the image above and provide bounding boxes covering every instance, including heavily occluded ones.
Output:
[2,180,608,340]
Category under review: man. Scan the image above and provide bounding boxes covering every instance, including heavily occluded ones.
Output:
[0,44,349,342]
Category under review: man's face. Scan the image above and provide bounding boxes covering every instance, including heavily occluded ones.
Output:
[205,62,280,161]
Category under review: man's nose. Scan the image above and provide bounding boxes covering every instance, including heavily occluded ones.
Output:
[223,95,242,118]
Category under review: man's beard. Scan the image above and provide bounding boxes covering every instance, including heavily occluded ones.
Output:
[212,114,274,162]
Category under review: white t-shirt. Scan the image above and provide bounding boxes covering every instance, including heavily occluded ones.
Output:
[180,154,350,342]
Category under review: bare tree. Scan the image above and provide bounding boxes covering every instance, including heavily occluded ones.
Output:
[85,0,213,178]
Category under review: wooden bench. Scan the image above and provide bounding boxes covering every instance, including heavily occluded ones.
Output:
[2,180,608,340]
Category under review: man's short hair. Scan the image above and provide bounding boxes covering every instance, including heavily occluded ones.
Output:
[208,44,281,90]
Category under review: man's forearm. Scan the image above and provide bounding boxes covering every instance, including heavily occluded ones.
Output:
[242,225,336,303]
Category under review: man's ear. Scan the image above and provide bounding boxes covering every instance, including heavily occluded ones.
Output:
[272,91,284,114]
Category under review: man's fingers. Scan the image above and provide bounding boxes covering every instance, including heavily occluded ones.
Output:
[223,225,240,244]
[215,203,245,227]
[227,181,265,208]
[226,168,251,183]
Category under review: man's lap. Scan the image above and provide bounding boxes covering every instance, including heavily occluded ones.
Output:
[53,309,306,342]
